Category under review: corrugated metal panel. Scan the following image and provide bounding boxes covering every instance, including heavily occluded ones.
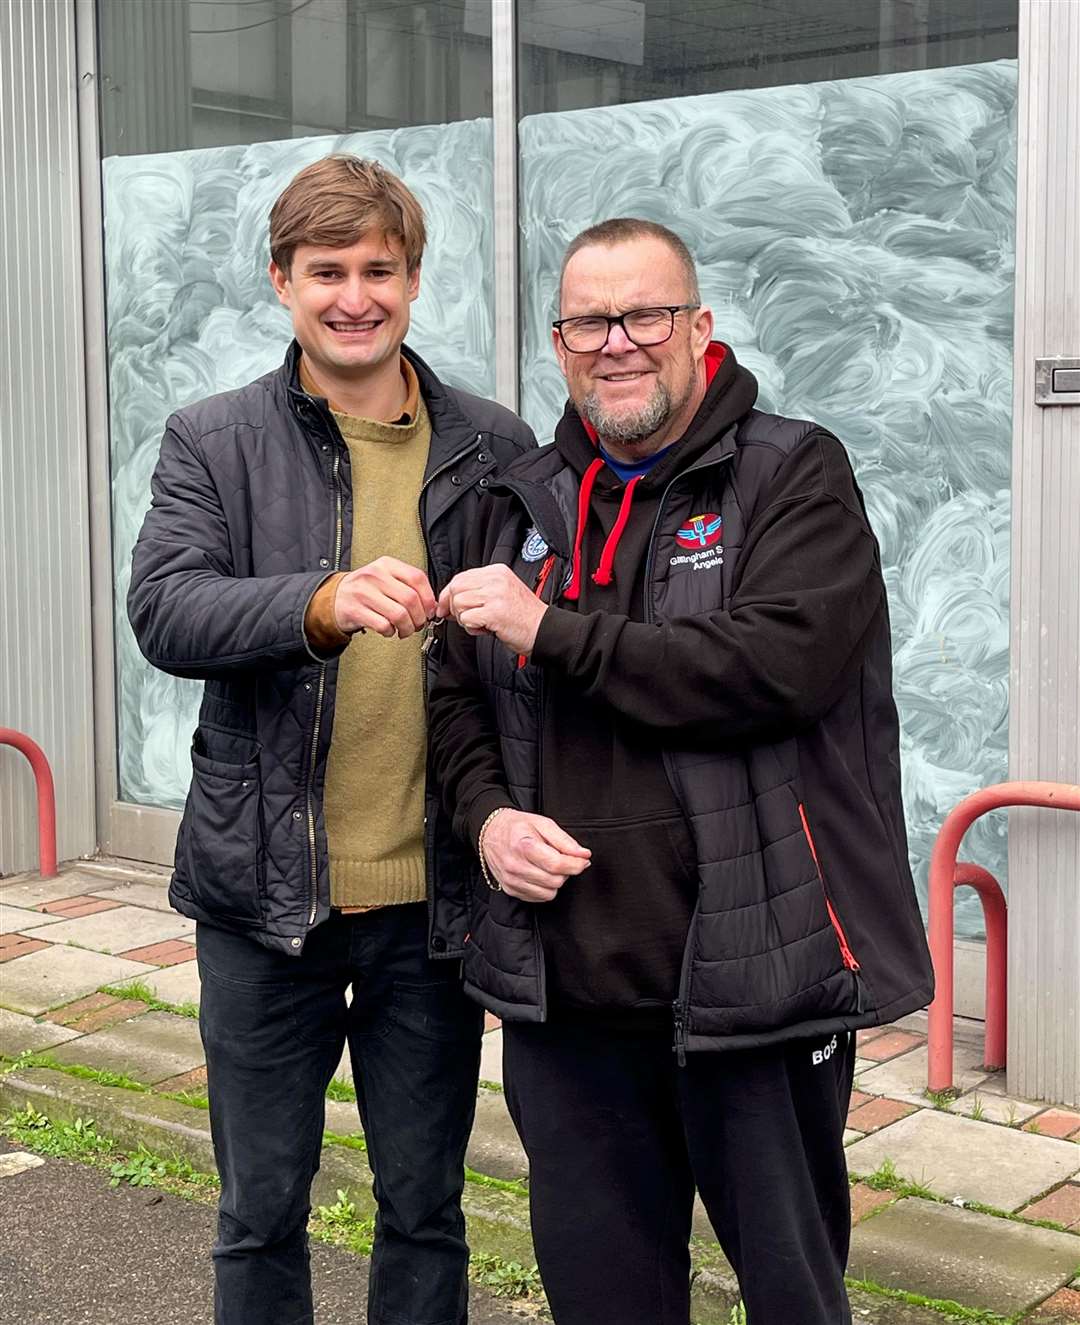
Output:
[0,0,96,873]
[1008,0,1080,1107]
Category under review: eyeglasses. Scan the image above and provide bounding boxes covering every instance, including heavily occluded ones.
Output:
[552,304,700,354]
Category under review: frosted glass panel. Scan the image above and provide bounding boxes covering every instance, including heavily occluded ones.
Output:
[519,61,1016,935]
[105,121,495,809]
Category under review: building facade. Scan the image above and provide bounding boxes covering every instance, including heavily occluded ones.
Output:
[1,0,1077,1102]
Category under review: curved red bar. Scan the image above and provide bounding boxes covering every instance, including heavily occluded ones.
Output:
[0,727,58,879]
[927,781,1080,1094]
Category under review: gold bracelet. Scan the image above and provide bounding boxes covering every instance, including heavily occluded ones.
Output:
[477,807,509,892]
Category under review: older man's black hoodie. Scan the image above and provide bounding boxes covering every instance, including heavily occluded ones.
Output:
[431,342,916,1023]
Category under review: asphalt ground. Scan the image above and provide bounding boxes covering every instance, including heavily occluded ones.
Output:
[0,1141,541,1325]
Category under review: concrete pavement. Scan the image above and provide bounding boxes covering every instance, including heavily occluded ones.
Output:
[3,858,1080,1324]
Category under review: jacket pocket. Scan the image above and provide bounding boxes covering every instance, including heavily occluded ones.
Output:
[176,730,265,925]
[797,802,859,971]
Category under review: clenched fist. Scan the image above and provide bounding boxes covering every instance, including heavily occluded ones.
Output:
[437,564,549,656]
[482,809,591,902]
[334,557,437,639]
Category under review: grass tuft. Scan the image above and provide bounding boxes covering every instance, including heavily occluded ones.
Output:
[99,981,199,1020]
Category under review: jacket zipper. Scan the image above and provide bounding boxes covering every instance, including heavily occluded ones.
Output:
[641,453,733,1059]
[517,554,557,669]
[305,450,343,927]
[418,433,489,949]
[797,802,860,971]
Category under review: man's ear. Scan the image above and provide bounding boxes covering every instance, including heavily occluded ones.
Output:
[691,304,714,360]
[407,262,421,303]
[268,260,291,308]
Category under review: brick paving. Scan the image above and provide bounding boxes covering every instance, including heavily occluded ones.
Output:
[849,1182,895,1223]
[846,1096,918,1133]
[38,896,122,918]
[0,935,51,962]
[1027,1110,1080,1140]
[151,1065,208,1095]
[119,939,196,966]
[1022,1184,1080,1229]
[1031,1287,1080,1321]
[856,1029,926,1062]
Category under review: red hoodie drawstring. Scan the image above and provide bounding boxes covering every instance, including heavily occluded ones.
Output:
[591,475,642,587]
[563,458,604,602]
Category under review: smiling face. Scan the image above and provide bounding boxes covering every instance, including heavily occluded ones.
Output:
[269,230,419,382]
[554,235,714,459]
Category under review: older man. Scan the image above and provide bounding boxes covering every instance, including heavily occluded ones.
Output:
[429,218,932,1324]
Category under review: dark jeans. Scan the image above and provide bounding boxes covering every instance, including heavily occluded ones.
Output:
[197,903,483,1325]
[503,1019,855,1325]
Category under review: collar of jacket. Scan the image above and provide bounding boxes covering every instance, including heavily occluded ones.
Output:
[280,339,480,483]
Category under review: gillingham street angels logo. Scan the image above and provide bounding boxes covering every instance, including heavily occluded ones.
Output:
[675,513,723,550]
[671,512,724,573]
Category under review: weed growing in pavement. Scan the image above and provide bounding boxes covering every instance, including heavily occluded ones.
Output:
[862,1158,937,1200]
[3,1105,110,1159]
[728,1304,747,1324]
[311,1188,375,1256]
[109,1147,170,1188]
[845,1276,1016,1323]
[2,1104,219,1197]
[325,1076,356,1103]
[968,1095,986,1122]
[477,1079,504,1093]
[99,981,199,1020]
[925,1087,959,1110]
[469,1253,542,1299]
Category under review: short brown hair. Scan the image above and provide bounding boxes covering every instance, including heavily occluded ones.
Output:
[269,154,426,276]
[560,218,700,307]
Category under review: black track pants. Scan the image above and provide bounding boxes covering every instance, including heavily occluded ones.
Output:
[502,1019,855,1325]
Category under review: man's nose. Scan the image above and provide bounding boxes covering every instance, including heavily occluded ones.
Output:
[602,321,637,355]
[336,277,370,315]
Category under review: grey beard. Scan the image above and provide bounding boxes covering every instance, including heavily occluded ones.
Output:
[580,382,674,447]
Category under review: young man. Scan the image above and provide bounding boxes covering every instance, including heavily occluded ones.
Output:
[429,218,933,1324]
[128,154,534,1325]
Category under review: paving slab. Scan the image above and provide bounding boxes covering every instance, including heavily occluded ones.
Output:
[137,960,201,1006]
[848,1196,1080,1314]
[952,1089,1043,1125]
[34,905,194,955]
[0,904,63,935]
[846,1108,1080,1210]
[85,879,175,912]
[469,1087,527,1182]
[46,1010,206,1085]
[0,1007,80,1056]
[324,1097,362,1136]
[856,1042,990,1105]
[0,1150,45,1177]
[480,1027,503,1085]
[0,946,156,1015]
[0,878,93,909]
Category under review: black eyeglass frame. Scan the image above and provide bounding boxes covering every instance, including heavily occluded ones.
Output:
[551,303,701,353]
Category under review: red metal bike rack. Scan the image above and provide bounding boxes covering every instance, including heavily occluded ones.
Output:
[0,727,58,878]
[927,780,1080,1094]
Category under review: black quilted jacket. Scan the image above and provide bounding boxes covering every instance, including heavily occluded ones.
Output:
[429,347,934,1053]
[128,342,535,956]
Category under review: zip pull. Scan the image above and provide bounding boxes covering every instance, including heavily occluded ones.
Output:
[421,617,444,658]
[672,1001,688,1067]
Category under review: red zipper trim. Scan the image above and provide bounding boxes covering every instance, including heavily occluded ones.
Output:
[797,802,860,971]
[517,554,556,670]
